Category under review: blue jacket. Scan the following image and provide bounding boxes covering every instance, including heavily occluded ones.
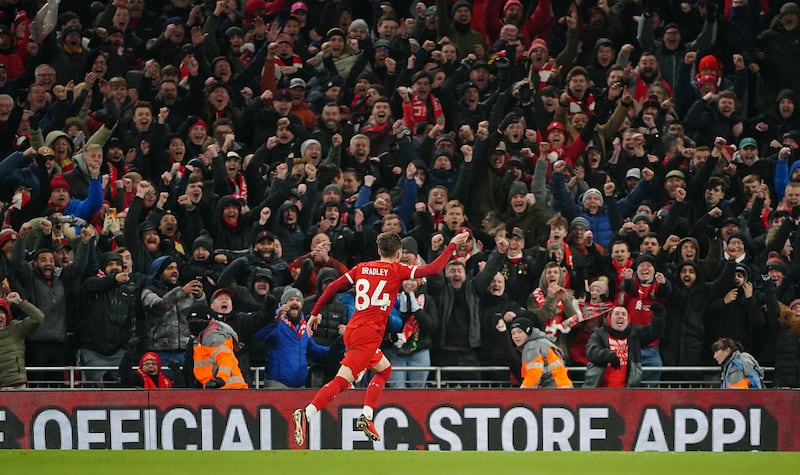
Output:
[551,172,614,249]
[254,311,329,388]
[62,176,103,221]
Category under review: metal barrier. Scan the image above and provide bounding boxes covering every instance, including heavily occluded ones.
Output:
[19,365,776,389]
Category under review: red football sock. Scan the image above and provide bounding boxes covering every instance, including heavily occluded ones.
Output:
[310,375,350,411]
[364,366,392,413]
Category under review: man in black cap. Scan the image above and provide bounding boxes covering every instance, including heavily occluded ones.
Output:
[78,251,140,387]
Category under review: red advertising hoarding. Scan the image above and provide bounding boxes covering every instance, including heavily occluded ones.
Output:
[1,389,797,451]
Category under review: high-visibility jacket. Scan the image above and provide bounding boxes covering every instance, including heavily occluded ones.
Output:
[193,321,247,389]
[520,329,573,389]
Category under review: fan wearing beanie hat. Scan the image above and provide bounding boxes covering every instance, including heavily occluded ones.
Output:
[551,165,617,249]
[569,216,590,232]
[300,138,321,160]
[140,255,206,358]
[618,250,670,334]
[253,285,330,389]
[765,256,793,301]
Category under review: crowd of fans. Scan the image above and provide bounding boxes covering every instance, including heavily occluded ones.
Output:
[0,0,799,390]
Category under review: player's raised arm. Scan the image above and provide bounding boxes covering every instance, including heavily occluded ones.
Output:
[308,272,353,331]
[414,231,470,278]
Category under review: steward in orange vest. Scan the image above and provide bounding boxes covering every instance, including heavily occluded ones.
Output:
[187,303,247,389]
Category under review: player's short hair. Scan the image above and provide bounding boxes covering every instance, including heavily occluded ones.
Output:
[376,232,402,258]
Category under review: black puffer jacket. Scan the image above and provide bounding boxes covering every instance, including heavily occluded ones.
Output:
[663,260,735,366]
[80,271,142,356]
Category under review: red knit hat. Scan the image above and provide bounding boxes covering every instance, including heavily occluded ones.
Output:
[698,55,721,75]
[504,0,523,15]
[51,174,70,193]
[529,38,548,53]
[0,228,16,247]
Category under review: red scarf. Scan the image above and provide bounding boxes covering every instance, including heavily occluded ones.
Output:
[360,120,391,135]
[611,258,634,287]
[400,294,426,348]
[281,316,307,338]
[107,163,129,200]
[137,353,172,389]
[568,92,595,117]
[138,370,172,389]
[529,63,556,92]
[532,287,569,340]
[430,211,444,231]
[228,174,248,202]
[577,302,615,322]
[47,200,66,212]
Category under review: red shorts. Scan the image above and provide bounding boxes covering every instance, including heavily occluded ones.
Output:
[341,323,384,376]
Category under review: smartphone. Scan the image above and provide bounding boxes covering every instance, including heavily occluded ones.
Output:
[110,208,117,219]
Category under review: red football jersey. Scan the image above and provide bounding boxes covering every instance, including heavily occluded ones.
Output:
[344,261,418,333]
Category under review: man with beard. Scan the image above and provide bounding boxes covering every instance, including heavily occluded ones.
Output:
[436,0,485,59]
[584,303,666,387]
[148,79,187,131]
[12,226,92,385]
[630,52,673,103]
[254,287,329,388]
[141,255,206,365]
[663,260,735,372]
[312,102,354,157]
[358,98,394,157]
